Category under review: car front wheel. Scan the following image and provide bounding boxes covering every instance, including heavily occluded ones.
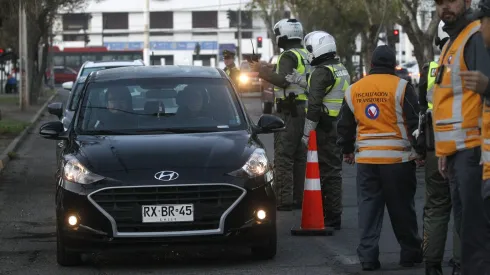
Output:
[56,221,82,266]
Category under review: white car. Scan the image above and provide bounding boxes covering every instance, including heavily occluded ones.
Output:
[402,62,420,87]
[61,59,145,91]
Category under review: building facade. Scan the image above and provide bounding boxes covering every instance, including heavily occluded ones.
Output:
[54,0,278,68]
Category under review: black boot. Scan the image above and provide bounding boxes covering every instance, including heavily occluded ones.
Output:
[425,263,443,275]
[361,261,381,271]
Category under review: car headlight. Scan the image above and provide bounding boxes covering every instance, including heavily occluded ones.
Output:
[63,157,104,184]
[229,148,269,178]
[239,75,249,83]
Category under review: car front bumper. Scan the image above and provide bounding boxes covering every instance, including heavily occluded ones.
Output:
[56,173,276,253]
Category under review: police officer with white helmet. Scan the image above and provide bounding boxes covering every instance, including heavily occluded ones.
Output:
[286,31,350,229]
[250,18,311,211]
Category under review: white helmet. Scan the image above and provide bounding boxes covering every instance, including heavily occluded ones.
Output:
[304,31,337,62]
[273,18,304,45]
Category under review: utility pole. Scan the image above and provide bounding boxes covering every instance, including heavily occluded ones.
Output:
[48,28,55,88]
[237,0,242,64]
[143,0,150,66]
[18,1,29,110]
[216,0,221,68]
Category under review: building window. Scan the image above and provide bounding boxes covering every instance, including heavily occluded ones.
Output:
[150,11,173,29]
[235,32,252,39]
[103,13,128,29]
[192,11,217,28]
[62,13,90,31]
[63,34,86,41]
[227,10,253,29]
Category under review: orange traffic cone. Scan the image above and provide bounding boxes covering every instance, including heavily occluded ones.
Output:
[291,130,334,236]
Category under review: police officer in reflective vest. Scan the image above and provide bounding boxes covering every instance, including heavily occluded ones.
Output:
[250,18,311,211]
[337,45,422,271]
[432,0,490,273]
[285,31,349,229]
[223,50,240,86]
[417,32,461,275]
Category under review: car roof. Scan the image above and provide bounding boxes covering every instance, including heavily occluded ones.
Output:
[82,60,145,68]
[91,65,226,82]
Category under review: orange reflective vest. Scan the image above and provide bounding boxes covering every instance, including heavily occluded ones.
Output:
[483,101,490,180]
[343,74,416,164]
[432,20,482,157]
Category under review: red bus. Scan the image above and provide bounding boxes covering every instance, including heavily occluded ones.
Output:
[51,46,143,71]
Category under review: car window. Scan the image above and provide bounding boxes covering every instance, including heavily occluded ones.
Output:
[54,68,64,73]
[68,82,86,110]
[75,77,246,134]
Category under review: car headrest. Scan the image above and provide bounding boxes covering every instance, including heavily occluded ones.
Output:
[144,101,165,115]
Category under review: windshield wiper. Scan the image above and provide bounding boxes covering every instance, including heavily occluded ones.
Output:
[135,128,216,133]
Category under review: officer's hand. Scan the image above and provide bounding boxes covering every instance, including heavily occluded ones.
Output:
[459,71,489,94]
[301,135,309,147]
[285,69,303,84]
[438,156,448,179]
[343,153,355,165]
[250,61,261,72]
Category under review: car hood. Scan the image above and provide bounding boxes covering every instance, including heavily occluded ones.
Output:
[73,131,257,173]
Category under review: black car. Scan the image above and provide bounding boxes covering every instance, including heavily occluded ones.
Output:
[40,65,284,266]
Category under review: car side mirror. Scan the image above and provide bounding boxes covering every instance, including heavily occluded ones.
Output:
[39,121,66,140]
[255,114,285,134]
[62,81,73,91]
[47,102,63,120]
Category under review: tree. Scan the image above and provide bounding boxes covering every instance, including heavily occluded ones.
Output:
[248,0,288,54]
[0,0,98,105]
[394,0,440,70]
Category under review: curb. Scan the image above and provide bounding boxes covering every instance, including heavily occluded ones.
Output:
[0,91,58,173]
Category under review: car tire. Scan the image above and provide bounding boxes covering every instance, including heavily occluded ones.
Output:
[250,225,277,260]
[262,102,273,114]
[56,222,82,266]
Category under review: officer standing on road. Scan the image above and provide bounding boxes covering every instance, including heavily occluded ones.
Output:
[250,18,311,211]
[417,31,461,275]
[223,50,240,86]
[285,31,349,229]
[431,0,490,274]
[337,45,423,271]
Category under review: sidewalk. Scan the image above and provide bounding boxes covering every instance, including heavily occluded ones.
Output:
[0,89,56,167]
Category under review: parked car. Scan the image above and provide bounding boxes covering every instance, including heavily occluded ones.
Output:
[49,66,78,84]
[395,66,412,83]
[237,61,262,93]
[261,55,279,114]
[41,65,282,266]
[401,62,420,87]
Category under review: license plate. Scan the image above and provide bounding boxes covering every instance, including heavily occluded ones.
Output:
[142,204,194,223]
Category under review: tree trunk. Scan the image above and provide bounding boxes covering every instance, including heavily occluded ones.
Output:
[403,25,434,71]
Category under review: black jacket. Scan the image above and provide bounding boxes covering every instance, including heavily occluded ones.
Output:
[336,47,420,154]
[258,40,304,89]
[306,55,339,123]
[418,62,430,113]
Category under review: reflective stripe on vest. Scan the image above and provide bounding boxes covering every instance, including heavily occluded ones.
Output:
[307,63,350,117]
[343,75,415,164]
[274,48,311,101]
[483,100,490,180]
[427,61,438,110]
[432,20,482,157]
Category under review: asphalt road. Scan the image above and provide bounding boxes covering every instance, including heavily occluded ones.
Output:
[0,90,456,275]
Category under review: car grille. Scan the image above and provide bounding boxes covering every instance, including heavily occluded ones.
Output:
[89,184,245,233]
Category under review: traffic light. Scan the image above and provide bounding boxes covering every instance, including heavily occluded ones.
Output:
[393,29,400,43]
[257,36,263,48]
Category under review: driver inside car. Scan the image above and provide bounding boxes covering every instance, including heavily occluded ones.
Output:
[93,86,138,130]
[176,86,209,118]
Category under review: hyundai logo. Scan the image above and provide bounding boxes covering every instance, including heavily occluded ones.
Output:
[154,171,179,181]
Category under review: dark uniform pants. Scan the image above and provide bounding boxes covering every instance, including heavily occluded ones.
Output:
[317,120,342,220]
[356,161,422,263]
[446,147,490,275]
[274,103,307,206]
[423,150,461,265]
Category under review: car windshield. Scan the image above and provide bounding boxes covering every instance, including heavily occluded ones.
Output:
[75,77,247,134]
[81,66,129,77]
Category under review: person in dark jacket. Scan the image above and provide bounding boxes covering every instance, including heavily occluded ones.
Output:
[337,45,423,271]
[285,31,350,229]
[250,18,311,211]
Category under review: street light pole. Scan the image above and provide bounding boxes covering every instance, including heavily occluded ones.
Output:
[237,0,242,64]
[143,0,150,65]
[216,0,221,68]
